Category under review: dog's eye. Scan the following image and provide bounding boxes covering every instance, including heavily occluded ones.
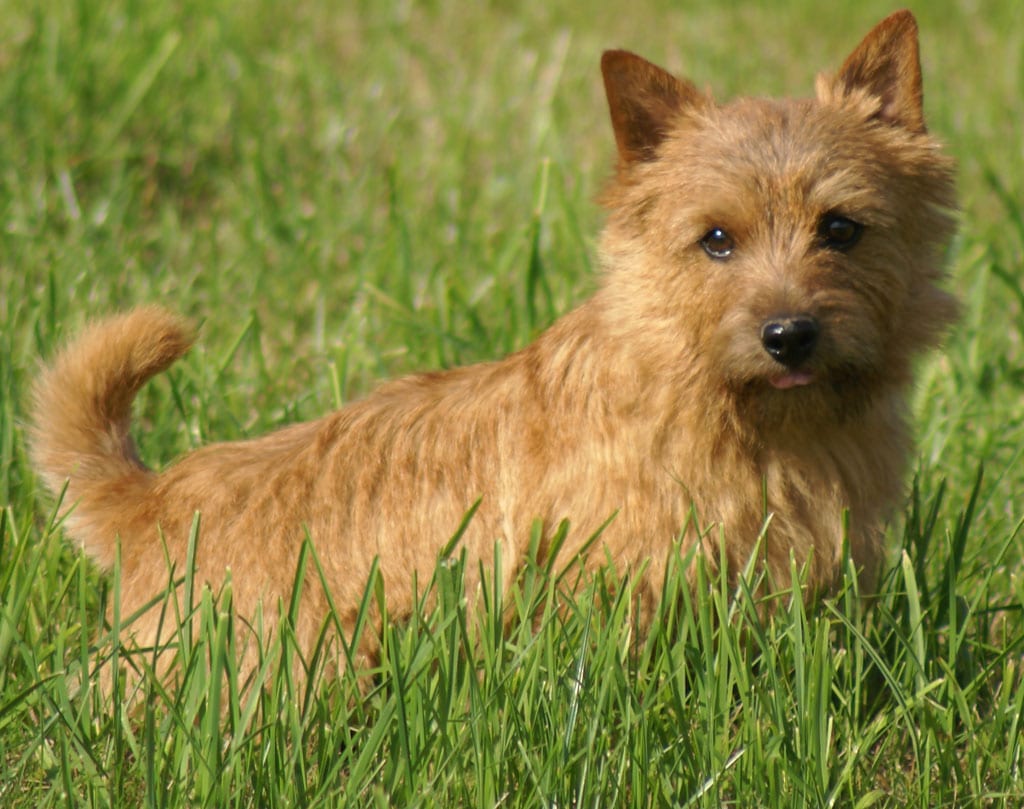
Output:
[818,213,864,251]
[700,227,735,260]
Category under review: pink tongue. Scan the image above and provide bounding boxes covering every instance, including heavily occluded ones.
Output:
[770,371,814,390]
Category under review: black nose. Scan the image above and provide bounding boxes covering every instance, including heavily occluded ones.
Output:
[760,317,819,368]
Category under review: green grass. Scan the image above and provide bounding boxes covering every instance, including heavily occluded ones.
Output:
[2,0,1024,805]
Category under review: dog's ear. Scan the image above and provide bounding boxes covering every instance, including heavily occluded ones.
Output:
[601,50,706,167]
[828,9,926,133]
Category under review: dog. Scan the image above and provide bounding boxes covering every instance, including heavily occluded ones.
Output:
[30,10,957,688]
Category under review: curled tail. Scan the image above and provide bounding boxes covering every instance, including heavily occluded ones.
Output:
[29,307,194,566]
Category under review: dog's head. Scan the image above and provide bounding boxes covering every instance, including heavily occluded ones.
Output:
[597,11,958,430]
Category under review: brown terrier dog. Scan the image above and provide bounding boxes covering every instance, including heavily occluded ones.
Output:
[31,10,957,685]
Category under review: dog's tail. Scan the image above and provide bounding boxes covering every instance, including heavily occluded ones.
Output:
[29,307,194,565]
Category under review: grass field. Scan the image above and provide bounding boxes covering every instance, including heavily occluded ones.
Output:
[2,0,1024,806]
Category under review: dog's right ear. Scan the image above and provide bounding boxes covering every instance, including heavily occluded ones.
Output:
[601,50,706,169]
[824,10,926,133]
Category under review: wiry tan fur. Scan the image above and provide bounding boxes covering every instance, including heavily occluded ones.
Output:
[30,11,957,688]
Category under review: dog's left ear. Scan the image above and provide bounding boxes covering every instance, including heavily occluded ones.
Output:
[825,9,926,133]
[601,50,707,169]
